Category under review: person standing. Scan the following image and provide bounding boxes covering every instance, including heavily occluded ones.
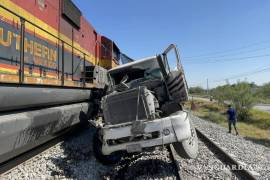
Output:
[227,105,239,135]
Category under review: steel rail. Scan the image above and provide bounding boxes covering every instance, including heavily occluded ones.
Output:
[195,128,258,180]
[168,144,184,180]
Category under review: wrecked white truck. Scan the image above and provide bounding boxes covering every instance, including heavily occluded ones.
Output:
[91,44,198,164]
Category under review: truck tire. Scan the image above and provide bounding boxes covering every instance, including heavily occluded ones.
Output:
[172,123,198,159]
[93,129,122,165]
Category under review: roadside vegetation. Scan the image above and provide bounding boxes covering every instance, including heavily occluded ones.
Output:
[256,82,270,104]
[189,82,270,104]
[189,86,208,98]
[211,82,256,121]
[187,82,270,147]
[186,100,270,147]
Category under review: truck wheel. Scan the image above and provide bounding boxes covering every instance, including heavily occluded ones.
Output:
[173,124,198,159]
[93,130,122,165]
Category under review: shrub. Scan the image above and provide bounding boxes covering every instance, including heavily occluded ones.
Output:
[189,86,206,95]
[212,82,257,121]
[207,112,226,124]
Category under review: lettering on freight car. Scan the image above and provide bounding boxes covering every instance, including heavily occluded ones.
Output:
[0,27,57,68]
[14,33,21,50]
[34,42,42,57]
[24,38,34,54]
[0,28,12,47]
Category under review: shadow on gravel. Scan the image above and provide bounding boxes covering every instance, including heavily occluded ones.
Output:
[104,151,177,180]
[49,127,177,180]
[244,137,270,148]
[49,125,102,179]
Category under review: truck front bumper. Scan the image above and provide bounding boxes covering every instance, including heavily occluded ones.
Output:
[101,111,191,155]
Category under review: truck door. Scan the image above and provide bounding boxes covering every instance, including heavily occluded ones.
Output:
[158,44,189,103]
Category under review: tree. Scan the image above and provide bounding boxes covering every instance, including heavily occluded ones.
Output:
[230,83,257,121]
[212,82,257,121]
[189,86,205,95]
[256,83,270,99]
[211,84,232,105]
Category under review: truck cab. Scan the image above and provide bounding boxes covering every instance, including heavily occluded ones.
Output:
[91,44,198,164]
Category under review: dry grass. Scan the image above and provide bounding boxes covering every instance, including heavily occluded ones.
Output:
[249,109,270,129]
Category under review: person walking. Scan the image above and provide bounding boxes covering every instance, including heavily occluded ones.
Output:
[227,105,239,135]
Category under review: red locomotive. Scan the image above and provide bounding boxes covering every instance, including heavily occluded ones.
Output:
[0,0,121,163]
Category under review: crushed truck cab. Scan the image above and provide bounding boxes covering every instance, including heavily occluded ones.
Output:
[91,44,198,164]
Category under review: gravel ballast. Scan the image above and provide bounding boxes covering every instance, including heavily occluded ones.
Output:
[192,115,270,180]
[1,127,178,180]
[2,127,109,180]
[175,139,239,180]
[2,115,269,179]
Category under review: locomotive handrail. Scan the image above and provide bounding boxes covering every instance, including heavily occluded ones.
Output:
[0,4,97,58]
[0,4,109,87]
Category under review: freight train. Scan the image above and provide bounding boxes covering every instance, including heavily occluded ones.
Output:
[0,0,120,164]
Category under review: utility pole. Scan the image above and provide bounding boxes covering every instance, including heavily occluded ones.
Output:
[207,78,209,98]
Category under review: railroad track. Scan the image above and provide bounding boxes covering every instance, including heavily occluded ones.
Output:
[168,144,183,180]
[1,125,259,180]
[195,128,258,180]
[0,124,84,176]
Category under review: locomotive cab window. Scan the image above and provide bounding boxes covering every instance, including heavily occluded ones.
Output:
[113,43,120,62]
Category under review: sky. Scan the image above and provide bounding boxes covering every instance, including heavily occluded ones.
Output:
[73,0,270,88]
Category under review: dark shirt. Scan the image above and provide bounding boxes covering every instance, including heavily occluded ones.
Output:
[227,108,236,121]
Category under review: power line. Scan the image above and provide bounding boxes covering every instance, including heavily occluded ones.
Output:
[188,82,205,87]
[184,46,270,61]
[184,40,270,59]
[184,54,270,64]
[215,67,270,82]
[213,66,270,83]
